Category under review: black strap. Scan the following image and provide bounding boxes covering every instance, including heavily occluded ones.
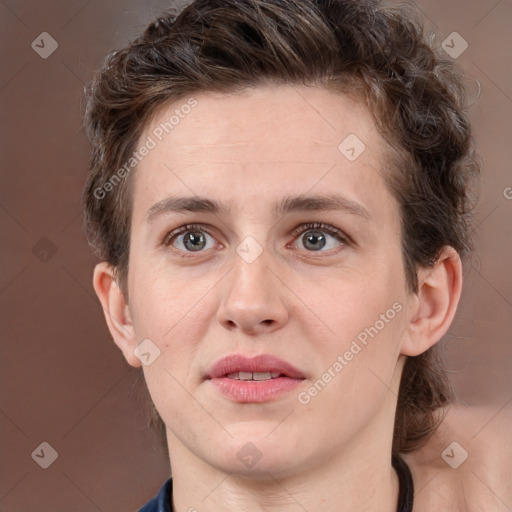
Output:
[392,454,414,512]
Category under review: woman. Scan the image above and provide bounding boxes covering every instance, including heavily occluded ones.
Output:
[82,0,500,510]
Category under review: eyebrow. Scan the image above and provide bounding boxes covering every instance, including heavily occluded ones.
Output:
[145,193,372,223]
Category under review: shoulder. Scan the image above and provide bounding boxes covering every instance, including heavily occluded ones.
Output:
[402,404,512,511]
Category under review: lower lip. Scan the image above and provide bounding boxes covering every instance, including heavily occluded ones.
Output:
[209,376,304,403]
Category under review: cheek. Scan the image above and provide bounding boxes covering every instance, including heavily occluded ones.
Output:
[298,297,406,437]
[131,263,210,337]
[321,297,404,377]
[129,267,222,392]
[305,262,405,342]
[304,268,407,395]
[132,275,216,436]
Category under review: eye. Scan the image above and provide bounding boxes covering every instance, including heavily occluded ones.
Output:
[289,222,350,252]
[163,224,219,254]
[162,222,350,258]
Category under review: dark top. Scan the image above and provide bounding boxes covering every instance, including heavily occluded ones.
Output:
[138,478,173,512]
[138,455,414,512]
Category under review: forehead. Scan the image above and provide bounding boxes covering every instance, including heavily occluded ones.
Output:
[132,85,397,221]
[142,85,378,157]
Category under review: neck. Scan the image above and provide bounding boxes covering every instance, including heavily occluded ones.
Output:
[168,425,401,512]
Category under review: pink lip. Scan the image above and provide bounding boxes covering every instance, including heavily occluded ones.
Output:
[207,354,305,379]
[206,354,306,403]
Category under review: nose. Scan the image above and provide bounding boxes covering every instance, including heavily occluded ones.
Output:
[216,248,289,335]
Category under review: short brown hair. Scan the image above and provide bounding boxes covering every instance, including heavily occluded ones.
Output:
[83,0,479,458]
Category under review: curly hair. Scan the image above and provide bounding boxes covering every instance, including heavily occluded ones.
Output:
[82,0,479,458]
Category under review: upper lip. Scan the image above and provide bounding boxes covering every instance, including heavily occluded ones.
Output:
[207,354,305,379]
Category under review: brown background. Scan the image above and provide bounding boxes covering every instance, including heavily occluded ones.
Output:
[1,0,511,511]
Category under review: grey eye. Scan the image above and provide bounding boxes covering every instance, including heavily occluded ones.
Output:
[302,230,327,251]
[170,229,216,252]
[182,231,207,251]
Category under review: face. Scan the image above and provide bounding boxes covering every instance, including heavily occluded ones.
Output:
[125,85,413,478]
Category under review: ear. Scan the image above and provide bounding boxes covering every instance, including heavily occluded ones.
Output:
[401,246,463,356]
[93,262,141,368]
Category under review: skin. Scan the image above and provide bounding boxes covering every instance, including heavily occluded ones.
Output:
[93,85,462,511]
[402,404,512,511]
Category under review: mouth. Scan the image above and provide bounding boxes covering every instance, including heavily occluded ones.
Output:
[206,354,306,403]
[225,371,283,381]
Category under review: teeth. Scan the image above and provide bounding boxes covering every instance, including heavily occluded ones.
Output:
[253,371,272,381]
[225,371,283,380]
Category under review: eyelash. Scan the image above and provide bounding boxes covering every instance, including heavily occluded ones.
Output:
[289,222,351,248]
[162,222,351,258]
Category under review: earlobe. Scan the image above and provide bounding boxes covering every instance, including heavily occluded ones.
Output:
[402,247,463,357]
[92,262,142,368]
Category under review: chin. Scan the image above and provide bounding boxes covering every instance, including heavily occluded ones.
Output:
[213,453,301,481]
[207,428,307,479]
